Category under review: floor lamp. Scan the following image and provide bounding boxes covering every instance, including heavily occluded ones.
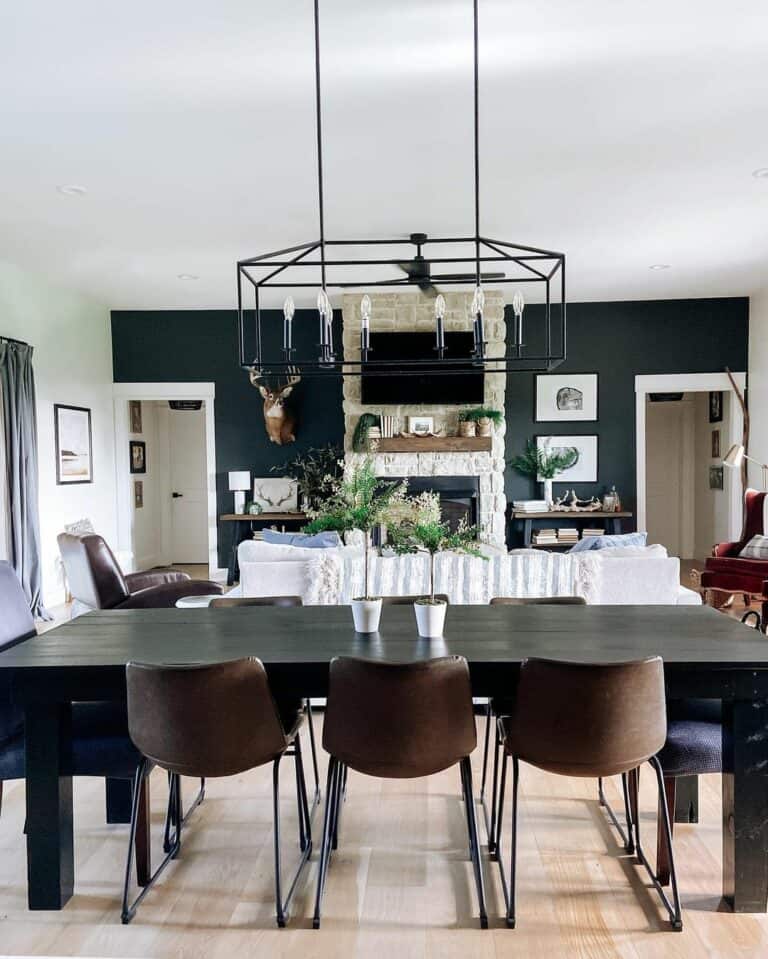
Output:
[723,444,768,490]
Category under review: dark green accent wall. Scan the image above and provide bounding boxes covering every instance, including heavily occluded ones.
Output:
[504,297,749,543]
[113,296,748,558]
[111,310,344,567]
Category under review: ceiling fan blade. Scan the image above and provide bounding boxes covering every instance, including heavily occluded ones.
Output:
[418,280,439,296]
[431,271,506,281]
[396,261,417,276]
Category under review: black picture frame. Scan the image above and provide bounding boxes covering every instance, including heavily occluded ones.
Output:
[130,440,147,474]
[534,372,599,423]
[709,391,723,423]
[709,465,724,490]
[54,404,93,485]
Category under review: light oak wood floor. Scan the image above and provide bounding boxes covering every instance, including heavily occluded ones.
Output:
[2,716,768,959]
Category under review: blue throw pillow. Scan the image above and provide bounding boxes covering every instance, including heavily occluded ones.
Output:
[569,532,647,553]
[261,529,341,549]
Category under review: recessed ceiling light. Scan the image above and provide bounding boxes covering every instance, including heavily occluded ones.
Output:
[177,273,199,281]
[57,184,87,196]
[752,168,768,179]
[649,264,671,271]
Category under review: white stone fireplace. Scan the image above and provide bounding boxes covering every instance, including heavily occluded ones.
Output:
[342,291,507,547]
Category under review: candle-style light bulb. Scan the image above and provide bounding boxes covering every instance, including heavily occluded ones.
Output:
[283,295,294,353]
[434,293,446,352]
[471,285,485,317]
[471,285,486,359]
[360,294,371,354]
[512,290,525,348]
[317,288,332,362]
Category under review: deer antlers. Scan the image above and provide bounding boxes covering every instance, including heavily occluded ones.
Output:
[248,366,301,393]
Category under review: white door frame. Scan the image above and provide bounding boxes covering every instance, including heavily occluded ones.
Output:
[113,382,224,580]
[635,372,746,542]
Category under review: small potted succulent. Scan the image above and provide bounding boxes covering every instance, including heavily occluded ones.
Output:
[303,457,407,633]
[458,407,504,437]
[508,440,579,506]
[388,492,484,637]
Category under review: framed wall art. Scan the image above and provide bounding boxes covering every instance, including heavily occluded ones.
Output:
[709,466,724,490]
[54,404,93,485]
[711,429,721,459]
[129,400,143,433]
[535,373,598,422]
[709,391,723,423]
[134,480,144,509]
[129,440,147,474]
[252,477,299,513]
[536,434,598,483]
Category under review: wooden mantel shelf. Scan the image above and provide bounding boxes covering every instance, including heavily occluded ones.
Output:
[373,436,492,453]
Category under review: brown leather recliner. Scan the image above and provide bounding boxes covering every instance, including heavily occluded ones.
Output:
[58,533,223,613]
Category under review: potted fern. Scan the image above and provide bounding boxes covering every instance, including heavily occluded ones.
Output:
[458,407,504,437]
[388,492,484,637]
[508,440,579,506]
[303,457,407,633]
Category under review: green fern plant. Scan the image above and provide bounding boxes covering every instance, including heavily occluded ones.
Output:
[508,440,579,480]
[458,407,504,425]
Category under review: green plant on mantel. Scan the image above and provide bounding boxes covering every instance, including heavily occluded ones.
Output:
[352,413,381,452]
[508,439,579,479]
[458,407,504,426]
[271,444,343,510]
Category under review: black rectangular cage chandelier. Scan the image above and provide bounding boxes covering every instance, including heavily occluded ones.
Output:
[236,0,566,378]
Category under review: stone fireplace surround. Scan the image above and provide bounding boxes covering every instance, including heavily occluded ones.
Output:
[342,291,507,547]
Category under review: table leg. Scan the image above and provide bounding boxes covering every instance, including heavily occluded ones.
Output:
[523,519,532,547]
[105,777,133,824]
[674,774,699,824]
[24,702,74,910]
[610,517,623,534]
[722,701,768,912]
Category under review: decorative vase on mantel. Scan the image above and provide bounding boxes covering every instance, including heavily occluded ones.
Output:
[542,478,553,508]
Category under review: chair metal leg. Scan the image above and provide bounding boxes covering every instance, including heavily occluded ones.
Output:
[492,751,518,928]
[656,776,676,886]
[460,757,489,929]
[313,757,340,929]
[134,776,152,886]
[479,701,492,800]
[331,761,345,851]
[481,719,501,853]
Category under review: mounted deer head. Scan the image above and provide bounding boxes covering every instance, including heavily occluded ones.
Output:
[248,367,301,445]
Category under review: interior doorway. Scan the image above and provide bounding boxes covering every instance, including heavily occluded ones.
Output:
[113,382,222,579]
[636,372,746,552]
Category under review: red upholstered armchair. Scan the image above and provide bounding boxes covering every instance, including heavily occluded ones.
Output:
[701,489,768,605]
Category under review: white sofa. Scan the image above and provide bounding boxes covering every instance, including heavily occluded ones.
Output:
[233,539,701,606]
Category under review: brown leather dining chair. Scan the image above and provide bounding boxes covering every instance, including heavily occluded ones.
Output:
[122,658,314,927]
[312,655,487,929]
[493,656,682,931]
[481,596,587,852]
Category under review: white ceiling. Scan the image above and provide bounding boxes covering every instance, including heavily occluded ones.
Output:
[1,0,767,310]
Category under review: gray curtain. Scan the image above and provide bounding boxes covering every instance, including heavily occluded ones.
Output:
[0,340,48,619]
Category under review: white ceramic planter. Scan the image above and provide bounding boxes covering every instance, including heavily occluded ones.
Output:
[543,477,553,506]
[414,600,447,638]
[351,597,382,634]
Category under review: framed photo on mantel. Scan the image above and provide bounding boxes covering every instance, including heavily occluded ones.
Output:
[536,373,598,422]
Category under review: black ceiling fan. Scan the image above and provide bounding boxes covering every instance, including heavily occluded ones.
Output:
[395,232,505,295]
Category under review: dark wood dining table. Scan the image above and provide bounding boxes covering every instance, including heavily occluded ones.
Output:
[2,603,768,913]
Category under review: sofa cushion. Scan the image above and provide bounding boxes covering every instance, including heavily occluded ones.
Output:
[739,534,768,559]
[262,529,342,549]
[569,532,647,553]
[239,539,354,565]
[240,560,309,600]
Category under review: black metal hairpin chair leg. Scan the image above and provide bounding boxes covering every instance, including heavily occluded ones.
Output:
[305,701,321,803]
[480,710,502,856]
[313,756,342,929]
[460,756,489,928]
[479,700,492,803]
[493,751,518,928]
[162,774,205,854]
[601,760,683,931]
[273,732,314,928]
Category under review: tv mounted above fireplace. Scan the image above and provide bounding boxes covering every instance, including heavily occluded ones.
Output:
[360,331,484,406]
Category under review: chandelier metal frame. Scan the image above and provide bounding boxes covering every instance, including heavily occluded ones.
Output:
[236,0,566,377]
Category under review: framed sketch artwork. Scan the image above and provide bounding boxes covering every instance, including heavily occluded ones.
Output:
[536,374,598,422]
[709,466,724,490]
[129,400,143,434]
[711,429,721,459]
[536,435,598,483]
[54,404,93,485]
[252,477,299,513]
[709,391,723,423]
[129,440,146,474]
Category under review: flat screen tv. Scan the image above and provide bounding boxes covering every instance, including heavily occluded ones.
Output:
[360,331,484,405]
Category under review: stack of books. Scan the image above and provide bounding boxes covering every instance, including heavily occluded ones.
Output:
[582,527,605,539]
[513,500,548,513]
[532,528,558,546]
[557,528,579,545]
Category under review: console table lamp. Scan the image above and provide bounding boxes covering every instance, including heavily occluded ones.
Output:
[723,444,768,490]
[228,471,251,514]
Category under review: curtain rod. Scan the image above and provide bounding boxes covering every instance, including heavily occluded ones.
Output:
[0,334,30,347]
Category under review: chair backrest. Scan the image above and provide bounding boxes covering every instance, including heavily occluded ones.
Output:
[741,489,767,546]
[490,596,586,606]
[381,594,450,605]
[323,656,476,779]
[505,656,666,778]
[209,595,303,608]
[126,658,289,778]
[0,561,36,744]
[58,533,129,610]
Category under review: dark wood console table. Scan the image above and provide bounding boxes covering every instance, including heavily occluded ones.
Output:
[220,512,307,585]
[510,509,634,548]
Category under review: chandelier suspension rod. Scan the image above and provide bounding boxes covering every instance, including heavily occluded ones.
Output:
[313,0,327,290]
[473,0,481,287]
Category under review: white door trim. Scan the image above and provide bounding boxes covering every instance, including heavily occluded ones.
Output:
[635,372,746,544]
[112,382,224,581]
